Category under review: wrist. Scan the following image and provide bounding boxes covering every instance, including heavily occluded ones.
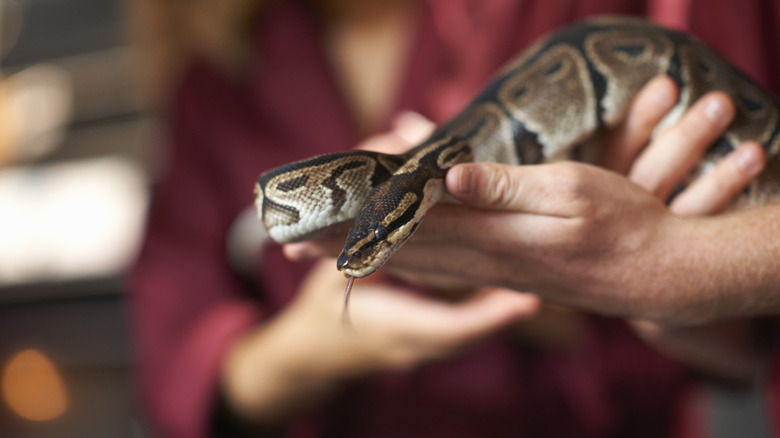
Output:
[650,209,780,325]
[219,308,347,426]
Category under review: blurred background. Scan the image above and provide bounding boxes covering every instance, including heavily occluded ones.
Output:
[0,1,773,437]
[0,0,155,436]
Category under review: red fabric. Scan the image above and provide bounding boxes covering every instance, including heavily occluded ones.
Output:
[130,1,780,437]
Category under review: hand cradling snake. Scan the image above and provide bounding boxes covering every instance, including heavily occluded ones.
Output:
[254,17,780,313]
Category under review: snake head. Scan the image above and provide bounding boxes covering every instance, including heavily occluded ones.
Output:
[336,178,425,278]
[336,136,472,277]
[335,163,435,278]
[336,219,397,278]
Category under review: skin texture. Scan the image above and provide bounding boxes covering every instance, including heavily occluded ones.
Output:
[428,161,778,323]
[223,77,771,427]
[288,77,776,325]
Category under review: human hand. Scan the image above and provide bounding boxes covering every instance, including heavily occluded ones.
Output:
[286,79,766,324]
[284,88,770,381]
[608,77,768,380]
[400,79,765,322]
[597,76,766,213]
[222,258,539,425]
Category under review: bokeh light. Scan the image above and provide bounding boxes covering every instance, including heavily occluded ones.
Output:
[1,349,68,421]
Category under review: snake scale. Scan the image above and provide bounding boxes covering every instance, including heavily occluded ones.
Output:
[255,16,780,280]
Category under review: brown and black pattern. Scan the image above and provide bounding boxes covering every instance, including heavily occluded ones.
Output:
[498,43,598,160]
[256,17,780,277]
[448,102,518,165]
[585,28,674,125]
[677,41,778,147]
[256,151,405,242]
[336,137,472,275]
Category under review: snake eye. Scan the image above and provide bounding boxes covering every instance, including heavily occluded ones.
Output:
[373,225,389,241]
[367,221,388,240]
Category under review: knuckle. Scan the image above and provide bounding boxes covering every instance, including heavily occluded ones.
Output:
[727,142,766,180]
[694,92,735,129]
[484,163,519,207]
[631,167,663,195]
[632,78,677,127]
[549,162,594,207]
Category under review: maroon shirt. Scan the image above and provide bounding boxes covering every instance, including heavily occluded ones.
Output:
[130,1,780,437]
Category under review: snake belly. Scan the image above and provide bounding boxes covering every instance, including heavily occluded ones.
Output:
[255,16,780,278]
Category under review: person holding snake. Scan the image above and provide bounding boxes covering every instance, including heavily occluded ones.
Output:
[130,0,780,437]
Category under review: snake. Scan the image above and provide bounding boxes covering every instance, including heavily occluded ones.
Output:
[254,16,780,280]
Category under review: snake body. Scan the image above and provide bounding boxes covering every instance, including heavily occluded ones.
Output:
[255,17,780,278]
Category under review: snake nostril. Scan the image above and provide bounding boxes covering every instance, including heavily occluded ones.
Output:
[336,251,350,270]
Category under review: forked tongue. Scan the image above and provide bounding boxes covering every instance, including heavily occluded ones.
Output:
[341,276,356,328]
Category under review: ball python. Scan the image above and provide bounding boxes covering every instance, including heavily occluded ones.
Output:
[255,16,780,281]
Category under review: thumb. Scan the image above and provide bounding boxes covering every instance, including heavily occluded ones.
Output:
[446,162,568,213]
[446,162,524,209]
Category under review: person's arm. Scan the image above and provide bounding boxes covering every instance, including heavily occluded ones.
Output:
[135,72,540,435]
[220,262,539,426]
[416,78,778,325]
[426,161,779,324]
[285,77,776,326]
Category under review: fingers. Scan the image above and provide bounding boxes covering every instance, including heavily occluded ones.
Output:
[606,84,761,215]
[446,163,527,213]
[385,237,519,287]
[290,147,603,268]
[446,161,568,214]
[296,261,540,371]
[356,111,435,154]
[629,92,736,199]
[356,132,414,154]
[364,286,541,370]
[669,141,766,216]
[284,234,346,261]
[600,76,678,172]
[629,319,764,383]
[392,111,436,144]
[427,288,541,347]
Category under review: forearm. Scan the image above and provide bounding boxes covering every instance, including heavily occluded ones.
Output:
[631,319,766,383]
[220,309,344,427]
[610,207,780,384]
[219,266,370,427]
[219,260,540,426]
[659,204,780,324]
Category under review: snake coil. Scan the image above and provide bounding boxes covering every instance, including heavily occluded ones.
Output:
[255,17,780,278]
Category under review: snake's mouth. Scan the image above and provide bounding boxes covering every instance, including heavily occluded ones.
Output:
[336,242,393,278]
[338,263,375,279]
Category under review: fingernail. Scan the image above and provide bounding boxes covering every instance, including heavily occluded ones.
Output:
[649,78,674,106]
[735,146,763,176]
[454,165,475,196]
[704,97,730,125]
[284,242,318,260]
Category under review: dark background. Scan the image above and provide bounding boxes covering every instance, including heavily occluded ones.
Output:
[1,0,154,436]
[0,1,772,437]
